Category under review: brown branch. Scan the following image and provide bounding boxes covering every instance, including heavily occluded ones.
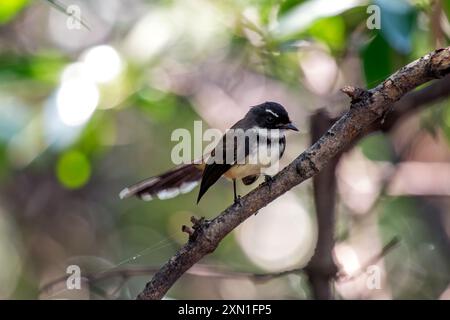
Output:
[137,47,450,300]
[326,74,450,157]
[380,74,450,131]
[305,111,340,300]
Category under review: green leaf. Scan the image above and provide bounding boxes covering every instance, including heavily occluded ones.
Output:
[278,0,306,16]
[0,53,67,84]
[0,0,29,24]
[359,132,394,162]
[56,150,91,189]
[0,144,8,180]
[443,0,450,19]
[375,0,417,54]
[258,0,277,25]
[276,0,361,37]
[361,32,392,87]
[308,16,346,52]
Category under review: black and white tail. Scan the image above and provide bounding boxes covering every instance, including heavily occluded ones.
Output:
[119,164,203,201]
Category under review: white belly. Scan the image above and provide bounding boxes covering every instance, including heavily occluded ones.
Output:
[226,138,284,179]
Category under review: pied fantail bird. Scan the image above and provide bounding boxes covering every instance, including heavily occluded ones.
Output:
[119,102,298,204]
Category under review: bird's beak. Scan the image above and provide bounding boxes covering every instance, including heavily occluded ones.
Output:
[280,122,299,131]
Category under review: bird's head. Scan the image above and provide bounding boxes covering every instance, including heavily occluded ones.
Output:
[247,101,298,131]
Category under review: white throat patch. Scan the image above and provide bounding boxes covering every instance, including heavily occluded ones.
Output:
[251,126,285,138]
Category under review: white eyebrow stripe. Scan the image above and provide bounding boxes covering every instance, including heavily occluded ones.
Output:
[265,109,279,118]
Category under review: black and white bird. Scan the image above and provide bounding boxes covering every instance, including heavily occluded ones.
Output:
[119,101,298,204]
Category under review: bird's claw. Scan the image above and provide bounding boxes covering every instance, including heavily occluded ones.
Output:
[264,175,274,190]
[234,195,242,207]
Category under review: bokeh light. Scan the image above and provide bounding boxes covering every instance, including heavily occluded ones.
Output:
[56,150,91,189]
[334,243,361,275]
[56,79,99,127]
[82,45,123,83]
[236,192,316,272]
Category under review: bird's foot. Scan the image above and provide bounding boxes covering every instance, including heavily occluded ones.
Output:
[234,195,242,207]
[264,175,274,190]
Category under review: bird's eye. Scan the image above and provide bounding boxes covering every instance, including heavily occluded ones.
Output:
[267,116,275,123]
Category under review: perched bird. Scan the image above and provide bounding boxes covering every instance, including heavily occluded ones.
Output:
[119,101,298,204]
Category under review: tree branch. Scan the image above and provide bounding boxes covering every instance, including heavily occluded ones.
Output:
[301,74,450,300]
[41,236,400,299]
[305,111,340,300]
[137,47,450,300]
[380,74,450,131]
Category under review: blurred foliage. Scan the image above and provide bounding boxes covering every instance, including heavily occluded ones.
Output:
[361,32,394,87]
[359,133,395,162]
[0,0,28,24]
[56,150,91,189]
[376,0,417,54]
[309,16,346,52]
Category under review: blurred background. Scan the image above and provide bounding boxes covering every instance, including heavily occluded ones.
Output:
[0,0,449,299]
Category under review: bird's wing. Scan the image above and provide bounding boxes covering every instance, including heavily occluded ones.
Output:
[197,120,257,202]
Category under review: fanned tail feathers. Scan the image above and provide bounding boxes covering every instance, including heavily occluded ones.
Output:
[119,164,203,201]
